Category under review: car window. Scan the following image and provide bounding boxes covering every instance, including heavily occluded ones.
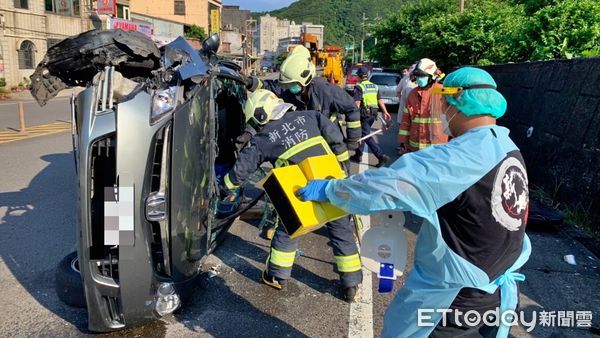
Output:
[370,74,399,86]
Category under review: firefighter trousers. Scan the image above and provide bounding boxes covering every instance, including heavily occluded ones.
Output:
[266,215,363,288]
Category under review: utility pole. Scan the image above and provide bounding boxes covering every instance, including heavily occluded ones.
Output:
[460,0,465,13]
[344,33,355,64]
[244,19,256,76]
[360,12,366,62]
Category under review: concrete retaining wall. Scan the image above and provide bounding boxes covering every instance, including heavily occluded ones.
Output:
[484,57,600,221]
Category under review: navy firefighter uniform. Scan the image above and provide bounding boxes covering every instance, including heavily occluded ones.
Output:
[221,89,363,301]
[245,46,362,148]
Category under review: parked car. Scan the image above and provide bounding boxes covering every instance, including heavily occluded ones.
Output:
[344,63,372,93]
[30,30,256,332]
[368,72,402,111]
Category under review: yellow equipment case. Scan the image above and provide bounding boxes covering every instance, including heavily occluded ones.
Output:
[261,154,348,238]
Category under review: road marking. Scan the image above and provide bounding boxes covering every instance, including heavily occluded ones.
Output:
[348,146,374,338]
[0,121,71,144]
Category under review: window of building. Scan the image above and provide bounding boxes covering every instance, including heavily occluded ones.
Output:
[175,0,185,15]
[73,0,80,15]
[14,0,28,9]
[45,0,80,15]
[47,39,62,49]
[116,4,130,19]
[18,40,36,69]
[174,0,185,15]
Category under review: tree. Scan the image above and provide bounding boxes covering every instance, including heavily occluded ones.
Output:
[523,0,600,60]
[370,0,600,69]
[184,25,207,41]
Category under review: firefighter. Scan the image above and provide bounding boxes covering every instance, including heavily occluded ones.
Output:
[398,58,448,153]
[351,67,392,167]
[243,46,362,151]
[220,89,363,302]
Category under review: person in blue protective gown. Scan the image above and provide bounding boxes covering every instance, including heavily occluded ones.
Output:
[297,67,532,338]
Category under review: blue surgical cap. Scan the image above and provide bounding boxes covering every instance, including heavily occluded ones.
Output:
[443,67,507,119]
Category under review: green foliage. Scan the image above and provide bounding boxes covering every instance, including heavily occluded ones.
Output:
[267,0,408,47]
[523,0,600,60]
[184,25,207,41]
[0,78,5,87]
[371,0,600,69]
[275,52,288,67]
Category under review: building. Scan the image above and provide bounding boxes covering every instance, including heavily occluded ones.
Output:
[220,29,243,55]
[0,0,99,87]
[221,5,249,33]
[130,13,184,45]
[301,23,324,50]
[258,14,302,54]
[130,0,221,35]
[276,36,301,54]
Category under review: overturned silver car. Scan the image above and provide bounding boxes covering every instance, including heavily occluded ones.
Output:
[31,29,252,332]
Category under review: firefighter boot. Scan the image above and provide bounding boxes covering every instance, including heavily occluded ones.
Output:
[262,270,287,290]
[376,155,391,168]
[344,286,358,303]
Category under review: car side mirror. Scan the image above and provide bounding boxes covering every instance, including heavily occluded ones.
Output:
[201,34,220,55]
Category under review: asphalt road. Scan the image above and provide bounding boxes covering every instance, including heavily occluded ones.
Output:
[0,96,72,131]
[0,87,599,337]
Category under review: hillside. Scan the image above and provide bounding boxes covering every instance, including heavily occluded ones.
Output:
[257,0,408,47]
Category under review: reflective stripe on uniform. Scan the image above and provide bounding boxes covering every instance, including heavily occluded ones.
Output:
[274,136,333,167]
[335,253,362,272]
[269,248,296,268]
[224,174,239,189]
[336,150,350,162]
[398,129,410,136]
[346,120,362,129]
[330,113,338,122]
[412,117,442,124]
[409,140,433,149]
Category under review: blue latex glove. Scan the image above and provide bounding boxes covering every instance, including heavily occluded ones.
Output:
[296,179,330,202]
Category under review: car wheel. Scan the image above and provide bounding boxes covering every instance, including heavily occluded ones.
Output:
[55,251,86,308]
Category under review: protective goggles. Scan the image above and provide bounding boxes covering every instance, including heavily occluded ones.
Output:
[431,84,496,96]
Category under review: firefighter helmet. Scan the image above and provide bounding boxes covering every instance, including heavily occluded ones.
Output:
[279,52,316,86]
[412,58,439,79]
[244,89,293,126]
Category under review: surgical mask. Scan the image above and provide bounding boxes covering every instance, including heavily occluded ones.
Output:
[440,105,458,137]
[288,84,302,95]
[416,76,430,88]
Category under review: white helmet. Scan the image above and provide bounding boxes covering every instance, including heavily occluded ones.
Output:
[413,58,439,79]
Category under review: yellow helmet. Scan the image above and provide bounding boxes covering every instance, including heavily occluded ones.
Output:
[289,45,311,60]
[244,89,293,126]
[279,52,316,86]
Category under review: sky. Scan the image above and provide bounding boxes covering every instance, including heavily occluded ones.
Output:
[222,0,297,12]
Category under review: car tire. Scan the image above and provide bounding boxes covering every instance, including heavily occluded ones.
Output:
[55,251,86,308]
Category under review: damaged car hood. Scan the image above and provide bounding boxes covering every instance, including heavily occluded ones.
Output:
[29,29,221,106]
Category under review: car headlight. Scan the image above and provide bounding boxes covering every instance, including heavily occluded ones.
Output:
[151,86,178,124]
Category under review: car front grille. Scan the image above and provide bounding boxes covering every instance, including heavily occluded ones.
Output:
[148,125,171,276]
